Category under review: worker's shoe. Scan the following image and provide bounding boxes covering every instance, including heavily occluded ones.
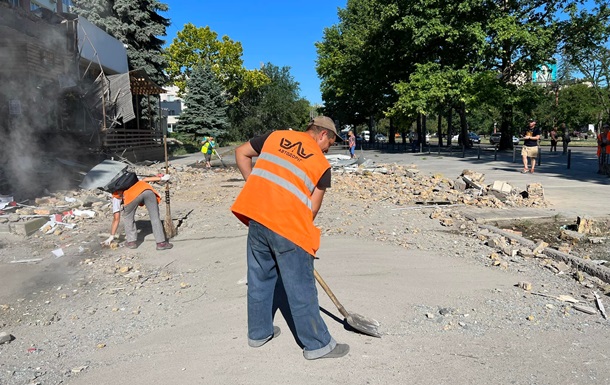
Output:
[313,343,350,359]
[248,326,281,348]
[156,242,173,250]
[125,241,138,249]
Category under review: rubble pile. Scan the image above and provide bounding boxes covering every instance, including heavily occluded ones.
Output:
[330,163,548,209]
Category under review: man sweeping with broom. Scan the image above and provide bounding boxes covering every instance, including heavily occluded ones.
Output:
[102,174,174,250]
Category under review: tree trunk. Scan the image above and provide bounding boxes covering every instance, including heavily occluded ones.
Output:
[447,107,453,147]
[457,102,471,149]
[416,113,422,152]
[437,109,443,147]
[500,102,513,150]
[421,114,427,152]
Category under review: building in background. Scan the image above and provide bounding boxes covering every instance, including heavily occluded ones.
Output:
[0,0,165,198]
[160,86,184,134]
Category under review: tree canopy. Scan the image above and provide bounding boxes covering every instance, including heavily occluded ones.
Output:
[317,0,607,149]
[176,63,229,143]
[227,63,311,141]
[164,23,269,102]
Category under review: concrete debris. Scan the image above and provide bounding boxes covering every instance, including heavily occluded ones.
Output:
[572,304,598,315]
[577,216,602,235]
[517,281,533,291]
[0,331,15,344]
[594,292,608,319]
[331,165,549,210]
[560,229,586,243]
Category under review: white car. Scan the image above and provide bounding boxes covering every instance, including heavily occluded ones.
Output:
[512,136,520,145]
[360,130,370,141]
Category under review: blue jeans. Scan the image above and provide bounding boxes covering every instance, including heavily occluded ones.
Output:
[246,220,336,359]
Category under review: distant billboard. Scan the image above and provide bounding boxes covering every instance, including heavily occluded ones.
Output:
[532,63,557,83]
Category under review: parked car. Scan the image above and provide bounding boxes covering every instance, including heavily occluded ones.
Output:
[360,130,370,141]
[468,132,481,144]
[490,133,520,145]
[452,132,479,145]
[375,133,388,143]
[490,132,502,145]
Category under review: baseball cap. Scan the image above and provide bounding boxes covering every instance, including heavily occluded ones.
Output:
[311,116,343,142]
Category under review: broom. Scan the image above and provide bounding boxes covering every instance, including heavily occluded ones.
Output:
[163,132,177,238]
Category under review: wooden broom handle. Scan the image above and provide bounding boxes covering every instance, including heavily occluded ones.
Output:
[313,269,350,319]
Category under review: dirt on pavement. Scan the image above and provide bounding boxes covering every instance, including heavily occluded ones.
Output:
[1,159,610,385]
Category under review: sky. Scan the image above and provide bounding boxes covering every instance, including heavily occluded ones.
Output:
[162,0,347,106]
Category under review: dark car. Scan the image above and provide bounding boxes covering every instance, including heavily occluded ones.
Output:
[490,132,502,145]
[468,132,481,144]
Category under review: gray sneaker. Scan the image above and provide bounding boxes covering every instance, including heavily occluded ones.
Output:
[312,343,350,359]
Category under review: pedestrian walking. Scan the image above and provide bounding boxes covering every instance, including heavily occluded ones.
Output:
[231,116,349,360]
[348,130,356,158]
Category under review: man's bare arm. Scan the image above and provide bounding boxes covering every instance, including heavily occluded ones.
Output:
[311,187,326,220]
[235,141,259,181]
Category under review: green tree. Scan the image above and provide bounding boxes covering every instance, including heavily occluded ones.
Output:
[164,23,268,102]
[175,64,229,144]
[316,0,420,136]
[562,2,610,128]
[556,83,602,131]
[228,63,311,140]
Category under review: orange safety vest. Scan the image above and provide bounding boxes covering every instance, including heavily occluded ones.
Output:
[112,181,160,206]
[231,130,331,256]
[597,132,610,156]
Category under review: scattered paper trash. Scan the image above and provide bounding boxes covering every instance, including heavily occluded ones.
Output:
[64,196,77,203]
[73,209,95,218]
[51,248,64,258]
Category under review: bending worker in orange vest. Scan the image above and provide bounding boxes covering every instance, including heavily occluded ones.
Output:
[231,116,349,360]
[102,175,173,250]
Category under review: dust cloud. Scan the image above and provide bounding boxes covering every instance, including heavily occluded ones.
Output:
[1,11,87,201]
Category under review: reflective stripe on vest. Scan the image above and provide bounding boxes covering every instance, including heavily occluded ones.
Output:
[252,152,316,210]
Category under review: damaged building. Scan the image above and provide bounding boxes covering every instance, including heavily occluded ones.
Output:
[0,1,166,200]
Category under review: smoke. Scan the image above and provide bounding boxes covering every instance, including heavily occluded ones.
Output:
[0,10,88,201]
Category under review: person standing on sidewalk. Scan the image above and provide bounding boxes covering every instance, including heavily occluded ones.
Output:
[231,116,349,360]
[102,175,174,250]
[561,123,571,155]
[521,119,541,173]
[550,127,558,153]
